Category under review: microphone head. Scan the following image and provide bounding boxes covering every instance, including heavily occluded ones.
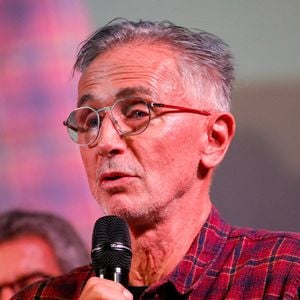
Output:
[91,215,132,272]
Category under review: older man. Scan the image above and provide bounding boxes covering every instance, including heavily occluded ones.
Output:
[13,19,299,300]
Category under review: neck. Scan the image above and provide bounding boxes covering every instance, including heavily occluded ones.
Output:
[128,194,212,286]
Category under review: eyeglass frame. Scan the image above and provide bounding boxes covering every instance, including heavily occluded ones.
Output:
[63,97,211,147]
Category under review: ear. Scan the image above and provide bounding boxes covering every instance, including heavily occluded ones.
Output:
[201,112,235,169]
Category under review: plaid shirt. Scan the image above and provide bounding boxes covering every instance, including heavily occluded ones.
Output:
[12,206,300,299]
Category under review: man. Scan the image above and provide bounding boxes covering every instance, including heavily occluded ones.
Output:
[0,210,89,299]
[13,19,299,299]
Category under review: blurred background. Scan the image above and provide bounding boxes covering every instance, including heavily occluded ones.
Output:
[0,0,299,248]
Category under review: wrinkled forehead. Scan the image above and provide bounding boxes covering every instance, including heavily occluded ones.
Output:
[77,42,185,105]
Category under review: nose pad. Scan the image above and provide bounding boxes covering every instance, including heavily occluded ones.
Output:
[94,114,126,157]
[98,113,121,138]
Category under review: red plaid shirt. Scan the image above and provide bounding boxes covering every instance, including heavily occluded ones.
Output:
[12,207,300,299]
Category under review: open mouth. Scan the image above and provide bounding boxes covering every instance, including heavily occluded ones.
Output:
[105,175,123,181]
[100,172,132,183]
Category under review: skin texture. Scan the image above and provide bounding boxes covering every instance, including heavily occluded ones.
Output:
[0,235,62,300]
[78,41,235,299]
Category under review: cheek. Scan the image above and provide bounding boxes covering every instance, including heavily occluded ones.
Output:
[80,149,98,188]
[140,121,202,174]
[80,149,90,173]
[158,117,203,155]
[80,148,96,168]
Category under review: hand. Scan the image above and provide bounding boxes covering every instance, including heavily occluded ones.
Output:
[79,277,133,300]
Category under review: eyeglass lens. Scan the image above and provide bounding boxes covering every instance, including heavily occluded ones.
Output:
[66,98,151,145]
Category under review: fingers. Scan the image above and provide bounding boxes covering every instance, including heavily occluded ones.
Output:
[79,277,133,300]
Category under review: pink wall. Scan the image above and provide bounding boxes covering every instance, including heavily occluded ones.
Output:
[0,0,102,247]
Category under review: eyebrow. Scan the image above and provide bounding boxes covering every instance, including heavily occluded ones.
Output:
[77,94,97,107]
[115,87,154,99]
[77,86,154,107]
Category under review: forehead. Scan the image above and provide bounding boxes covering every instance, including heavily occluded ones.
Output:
[0,235,59,282]
[77,42,184,105]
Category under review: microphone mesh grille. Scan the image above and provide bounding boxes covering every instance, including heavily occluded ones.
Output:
[91,215,132,270]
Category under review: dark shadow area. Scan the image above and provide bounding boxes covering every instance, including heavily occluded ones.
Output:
[211,80,300,232]
[212,128,299,232]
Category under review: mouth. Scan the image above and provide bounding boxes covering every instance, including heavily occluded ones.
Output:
[99,172,135,185]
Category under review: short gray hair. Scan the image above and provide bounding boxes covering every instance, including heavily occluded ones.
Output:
[0,210,89,273]
[74,19,235,111]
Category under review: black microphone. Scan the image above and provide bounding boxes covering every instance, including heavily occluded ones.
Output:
[91,215,132,286]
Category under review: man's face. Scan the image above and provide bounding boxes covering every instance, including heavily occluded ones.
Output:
[0,235,61,299]
[78,43,210,224]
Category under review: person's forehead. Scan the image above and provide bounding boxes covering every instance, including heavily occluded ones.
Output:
[0,235,56,281]
[93,41,177,65]
[78,42,184,105]
[79,42,179,82]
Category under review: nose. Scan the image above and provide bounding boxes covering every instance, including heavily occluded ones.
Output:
[94,114,127,157]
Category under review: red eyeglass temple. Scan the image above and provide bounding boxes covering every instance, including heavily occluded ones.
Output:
[151,102,211,116]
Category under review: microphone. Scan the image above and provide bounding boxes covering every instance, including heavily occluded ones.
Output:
[91,215,132,286]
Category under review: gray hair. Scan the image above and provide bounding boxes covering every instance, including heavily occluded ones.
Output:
[0,210,89,273]
[74,18,234,111]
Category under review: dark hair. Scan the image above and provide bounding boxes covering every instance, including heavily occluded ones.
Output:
[0,210,89,273]
[74,18,234,111]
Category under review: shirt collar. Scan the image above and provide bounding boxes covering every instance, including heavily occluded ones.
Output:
[165,206,230,295]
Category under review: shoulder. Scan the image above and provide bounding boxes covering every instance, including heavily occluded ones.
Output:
[12,265,94,299]
[227,226,300,267]
[228,226,300,256]
[198,224,300,298]
[226,227,300,297]
[209,206,300,264]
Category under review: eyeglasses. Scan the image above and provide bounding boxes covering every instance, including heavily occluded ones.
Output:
[63,97,211,146]
[0,272,51,294]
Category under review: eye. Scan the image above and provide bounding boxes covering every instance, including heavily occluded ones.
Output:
[126,109,148,119]
[85,113,99,128]
[75,108,98,131]
[123,102,149,120]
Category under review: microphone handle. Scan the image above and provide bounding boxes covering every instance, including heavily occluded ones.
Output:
[97,267,129,287]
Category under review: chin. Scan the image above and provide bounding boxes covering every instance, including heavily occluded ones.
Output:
[116,207,163,229]
[97,195,162,224]
[97,193,137,215]
[108,205,141,218]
